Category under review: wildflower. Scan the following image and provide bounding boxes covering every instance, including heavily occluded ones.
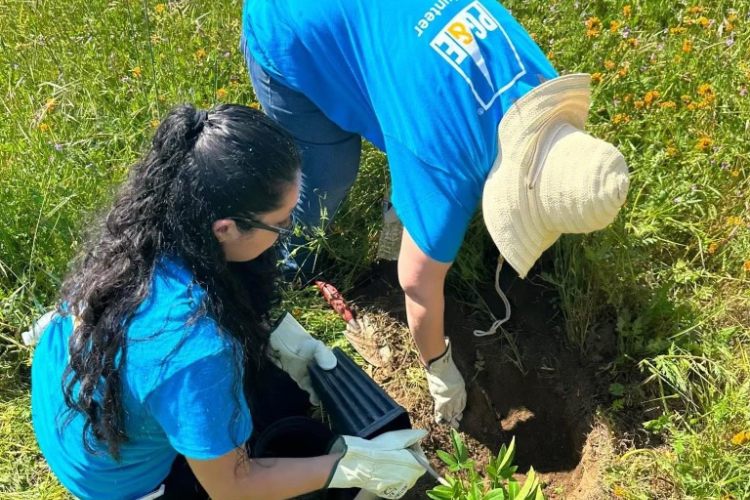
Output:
[687,102,697,111]
[627,37,639,47]
[682,39,693,52]
[696,137,712,150]
[666,146,679,157]
[726,38,735,47]
[150,34,160,44]
[45,98,57,112]
[741,88,747,97]
[529,32,538,41]
[591,72,603,84]
[249,101,261,109]
[687,6,704,15]
[610,20,620,33]
[39,123,49,132]
[229,80,240,88]
[54,143,63,151]
[725,22,734,32]
[612,113,631,124]
[698,83,714,97]
[732,170,740,178]
[623,5,631,18]
[605,60,616,70]
[586,17,602,37]
[697,16,709,28]
[659,100,677,109]
[707,242,718,254]
[732,431,750,444]
[155,3,165,13]
[670,26,688,35]
[727,216,744,226]
[681,95,692,104]
[617,67,629,78]
[674,55,682,64]
[623,94,633,102]
[621,27,631,38]
[745,261,750,272]
[644,90,660,106]
[132,66,142,78]
[195,48,207,61]
[634,100,644,109]
[150,120,160,128]
[216,88,228,99]
[613,485,627,498]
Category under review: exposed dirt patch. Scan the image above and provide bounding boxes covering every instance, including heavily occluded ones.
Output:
[345,262,615,499]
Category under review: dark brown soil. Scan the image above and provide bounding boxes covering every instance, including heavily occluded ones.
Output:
[345,261,615,499]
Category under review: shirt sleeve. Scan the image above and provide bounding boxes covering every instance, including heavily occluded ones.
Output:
[145,350,253,460]
[386,137,480,263]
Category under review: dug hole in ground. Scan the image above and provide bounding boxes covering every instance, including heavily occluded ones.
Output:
[348,257,616,500]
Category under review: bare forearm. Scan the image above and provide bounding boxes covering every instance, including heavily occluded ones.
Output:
[405,288,447,364]
[189,451,340,500]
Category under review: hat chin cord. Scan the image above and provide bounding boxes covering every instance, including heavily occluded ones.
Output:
[473,256,512,337]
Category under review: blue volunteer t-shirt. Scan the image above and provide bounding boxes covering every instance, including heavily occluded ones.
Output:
[31,259,252,500]
[242,0,557,262]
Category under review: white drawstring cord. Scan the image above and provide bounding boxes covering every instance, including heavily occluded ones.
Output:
[473,257,511,337]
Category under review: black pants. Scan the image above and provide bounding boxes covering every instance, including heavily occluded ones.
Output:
[157,363,312,500]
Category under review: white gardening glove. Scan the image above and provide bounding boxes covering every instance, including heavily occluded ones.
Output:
[425,339,466,429]
[269,312,337,404]
[328,429,428,499]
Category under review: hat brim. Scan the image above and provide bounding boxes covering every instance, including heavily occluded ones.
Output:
[482,74,592,278]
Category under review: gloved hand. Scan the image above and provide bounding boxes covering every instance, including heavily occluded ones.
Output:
[425,339,466,429]
[269,312,337,404]
[327,429,428,499]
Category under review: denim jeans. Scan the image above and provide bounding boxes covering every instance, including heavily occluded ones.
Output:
[242,39,363,276]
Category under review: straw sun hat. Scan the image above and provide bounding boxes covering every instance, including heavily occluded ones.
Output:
[482,73,630,279]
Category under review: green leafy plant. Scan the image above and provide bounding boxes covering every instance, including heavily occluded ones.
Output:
[428,430,545,500]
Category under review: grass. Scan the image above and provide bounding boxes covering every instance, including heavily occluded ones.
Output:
[1,0,749,499]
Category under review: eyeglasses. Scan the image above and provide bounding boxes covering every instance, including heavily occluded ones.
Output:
[232,213,296,239]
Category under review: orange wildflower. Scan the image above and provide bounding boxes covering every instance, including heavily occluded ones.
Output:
[155,3,165,13]
[605,60,616,70]
[591,72,603,84]
[623,5,632,18]
[216,88,228,99]
[696,137,712,150]
[610,20,620,33]
[682,39,693,52]
[39,123,49,132]
[745,261,750,272]
[732,431,750,445]
[670,26,688,35]
[696,16,709,28]
[707,242,718,254]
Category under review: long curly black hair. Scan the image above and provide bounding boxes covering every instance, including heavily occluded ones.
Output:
[58,104,300,460]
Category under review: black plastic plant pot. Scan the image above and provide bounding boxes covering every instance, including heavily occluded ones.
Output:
[254,416,357,500]
[309,347,412,439]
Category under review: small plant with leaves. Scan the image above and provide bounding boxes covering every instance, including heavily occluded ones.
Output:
[428,430,545,500]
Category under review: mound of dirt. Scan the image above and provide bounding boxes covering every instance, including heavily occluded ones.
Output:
[346,263,616,500]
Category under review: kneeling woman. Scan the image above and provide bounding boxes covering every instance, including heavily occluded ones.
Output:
[31,104,426,500]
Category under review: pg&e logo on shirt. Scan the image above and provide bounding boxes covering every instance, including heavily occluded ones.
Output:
[428,1,526,112]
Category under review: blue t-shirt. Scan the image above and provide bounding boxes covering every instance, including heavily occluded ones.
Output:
[242,0,557,262]
[31,259,252,500]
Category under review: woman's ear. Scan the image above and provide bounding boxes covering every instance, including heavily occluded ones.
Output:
[212,219,235,243]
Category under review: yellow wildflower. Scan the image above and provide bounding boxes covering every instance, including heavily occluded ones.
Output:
[195,48,207,61]
[681,95,692,104]
[674,55,682,64]
[610,20,620,33]
[634,100,644,109]
[697,16,709,28]
[155,3,165,13]
[249,101,261,109]
[727,216,744,226]
[612,113,631,124]
[627,37,639,47]
[687,6,704,15]
[682,39,693,52]
[586,17,602,37]
[697,84,714,97]
[727,13,738,22]
[547,51,556,60]
[732,431,750,444]
[216,88,228,99]
[623,5,632,18]
[623,94,633,102]
[45,98,57,112]
[150,34,160,44]
[617,67,629,78]
[707,242,718,254]
[696,136,712,150]
[587,28,601,37]
[613,485,627,498]
[132,66,142,78]
[591,72,603,84]
[644,90,660,105]
[670,26,688,35]
[666,146,679,157]
[150,120,160,128]
[39,123,49,132]
[605,60,616,70]
[687,102,697,111]
[731,170,740,178]
[659,100,677,109]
